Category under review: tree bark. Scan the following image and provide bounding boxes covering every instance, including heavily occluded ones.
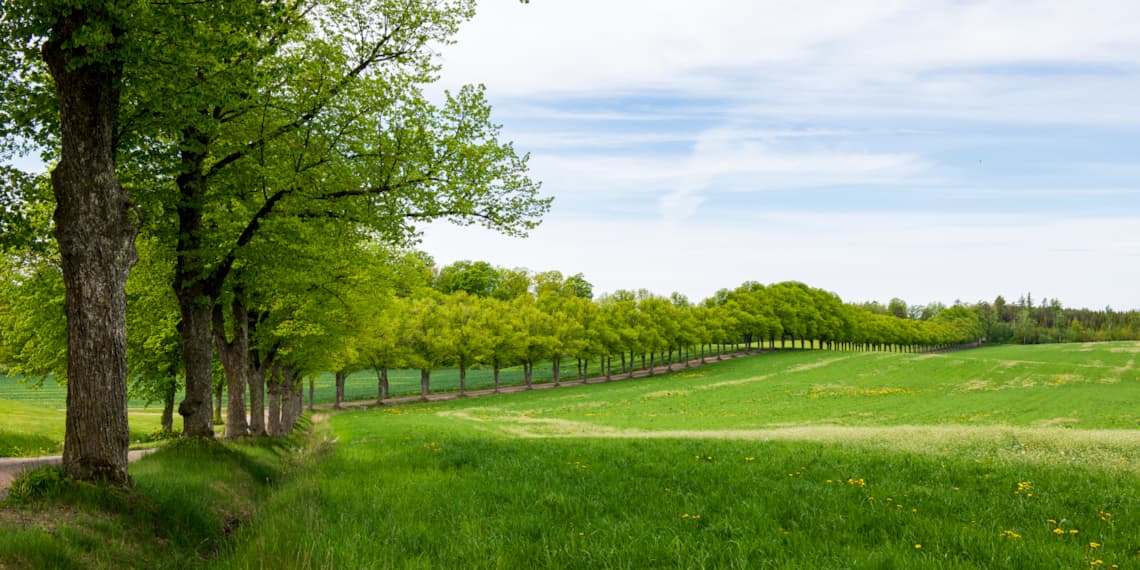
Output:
[43,10,136,485]
[248,361,267,437]
[459,364,467,396]
[420,368,430,401]
[161,382,176,434]
[213,298,249,439]
[335,370,346,408]
[493,365,501,393]
[177,296,215,437]
[308,377,314,411]
[266,366,282,436]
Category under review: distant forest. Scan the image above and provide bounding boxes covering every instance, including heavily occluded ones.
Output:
[858,294,1140,344]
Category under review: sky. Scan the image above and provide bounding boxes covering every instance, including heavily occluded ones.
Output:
[418,0,1140,310]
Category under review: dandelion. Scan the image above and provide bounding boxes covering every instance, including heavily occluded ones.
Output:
[745,457,755,462]
[1001,530,1022,539]
[1016,481,1032,494]
[1089,542,1101,549]
[1090,560,1103,567]
[1099,511,1112,521]
[1069,529,1080,535]
[914,544,922,549]
[1053,528,1066,535]
[1047,519,1057,524]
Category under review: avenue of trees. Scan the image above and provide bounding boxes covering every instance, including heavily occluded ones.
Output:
[1,0,547,484]
[0,0,1134,488]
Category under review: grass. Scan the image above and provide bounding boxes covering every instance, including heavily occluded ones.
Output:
[214,341,1140,568]
[0,424,304,569]
[2,341,1136,567]
[0,399,184,457]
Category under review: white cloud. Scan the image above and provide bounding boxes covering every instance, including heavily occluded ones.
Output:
[441,1,1140,125]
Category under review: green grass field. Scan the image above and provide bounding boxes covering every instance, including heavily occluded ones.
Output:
[214,342,1140,569]
[3,342,1138,568]
[0,399,183,456]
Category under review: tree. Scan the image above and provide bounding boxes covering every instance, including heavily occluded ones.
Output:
[402,295,451,400]
[480,297,522,392]
[439,292,487,395]
[152,10,548,436]
[434,261,500,297]
[513,296,554,388]
[2,0,140,484]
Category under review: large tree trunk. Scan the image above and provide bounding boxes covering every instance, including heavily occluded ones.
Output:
[213,381,223,425]
[174,126,218,438]
[280,366,301,434]
[266,367,282,436]
[335,370,347,408]
[213,299,249,439]
[43,11,136,485]
[177,296,215,437]
[248,362,267,437]
[161,382,176,434]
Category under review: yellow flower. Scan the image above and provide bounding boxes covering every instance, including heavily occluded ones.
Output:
[1001,530,1022,539]
[1090,560,1103,566]
[1099,511,1112,521]
[1053,528,1066,535]
[1089,542,1101,549]
[914,544,922,549]
[1070,529,1080,535]
[1047,519,1057,524]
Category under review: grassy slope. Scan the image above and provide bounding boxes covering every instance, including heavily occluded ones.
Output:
[0,432,302,569]
[217,342,1140,569]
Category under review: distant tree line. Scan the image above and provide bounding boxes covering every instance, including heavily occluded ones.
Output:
[859,294,1140,345]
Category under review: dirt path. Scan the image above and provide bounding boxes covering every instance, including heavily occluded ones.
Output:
[0,449,156,499]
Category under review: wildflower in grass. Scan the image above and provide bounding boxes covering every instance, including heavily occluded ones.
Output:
[1090,560,1102,566]
[744,457,755,462]
[1054,528,1066,535]
[1001,530,1022,539]
[914,544,921,549]
[1016,481,1032,495]
[1069,529,1079,534]
[1099,511,1111,521]
[1047,519,1058,524]
[846,478,865,487]
[1089,542,1101,549]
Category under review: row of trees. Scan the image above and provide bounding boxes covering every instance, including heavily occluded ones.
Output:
[1,0,548,484]
[336,277,987,406]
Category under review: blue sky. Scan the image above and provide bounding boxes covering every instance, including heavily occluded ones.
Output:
[420,0,1140,310]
